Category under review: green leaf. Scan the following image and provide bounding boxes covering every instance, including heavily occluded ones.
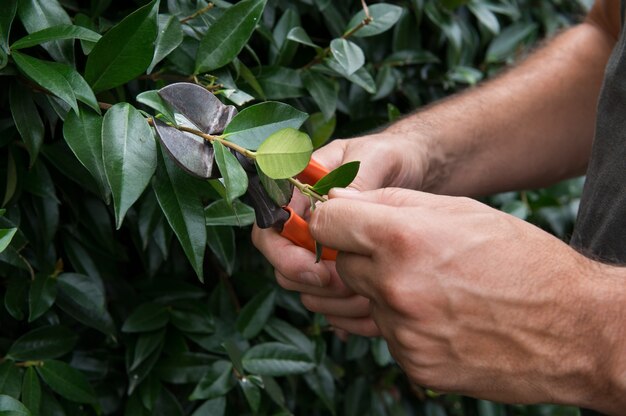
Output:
[56,273,115,336]
[122,303,170,333]
[212,141,248,205]
[147,14,183,74]
[204,199,255,227]
[189,361,235,400]
[468,2,500,35]
[239,378,261,413]
[264,318,315,360]
[303,365,335,413]
[0,395,30,416]
[0,363,22,399]
[224,102,309,151]
[242,342,315,376]
[63,109,110,203]
[84,0,159,93]
[20,368,40,416]
[311,161,360,195]
[17,0,74,64]
[286,27,317,49]
[153,146,207,282]
[190,398,225,416]
[11,25,101,49]
[36,360,96,405]
[486,22,537,63]
[28,275,57,322]
[7,326,78,361]
[258,171,293,206]
[12,52,78,114]
[169,304,214,334]
[255,128,313,179]
[302,70,338,121]
[330,39,364,76]
[206,226,235,276]
[156,353,215,385]
[0,0,17,68]
[236,289,276,339]
[346,3,403,37]
[305,112,336,149]
[325,58,376,94]
[9,84,44,167]
[136,90,176,125]
[102,103,157,229]
[256,67,304,100]
[195,0,267,73]
[129,329,166,372]
[0,229,17,253]
[46,62,100,114]
[4,278,28,321]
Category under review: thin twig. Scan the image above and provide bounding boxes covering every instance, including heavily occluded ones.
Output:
[180,3,215,24]
[287,177,327,203]
[99,102,112,110]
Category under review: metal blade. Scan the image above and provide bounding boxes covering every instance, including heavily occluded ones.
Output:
[158,82,237,134]
[153,119,220,179]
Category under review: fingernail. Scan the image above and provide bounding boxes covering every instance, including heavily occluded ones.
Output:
[329,187,360,198]
[299,271,323,287]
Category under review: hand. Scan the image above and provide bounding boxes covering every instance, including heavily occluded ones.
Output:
[309,187,623,409]
[252,133,427,336]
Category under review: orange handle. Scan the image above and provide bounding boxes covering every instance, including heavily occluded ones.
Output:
[280,207,337,261]
[296,159,329,185]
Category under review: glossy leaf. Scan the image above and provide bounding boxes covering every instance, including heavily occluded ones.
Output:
[239,378,261,413]
[189,361,236,400]
[0,363,22,399]
[258,171,293,206]
[325,58,376,94]
[129,329,166,371]
[468,2,500,35]
[63,109,110,203]
[84,0,159,92]
[302,70,338,121]
[236,289,276,339]
[224,102,309,150]
[0,0,17,68]
[204,199,255,227]
[36,360,96,404]
[256,67,304,99]
[136,90,176,125]
[20,368,40,416]
[12,52,78,114]
[347,4,403,37]
[486,22,538,63]
[102,103,157,229]
[195,0,267,73]
[242,342,315,376]
[4,278,28,321]
[153,147,207,281]
[9,84,44,167]
[264,318,315,360]
[311,161,360,195]
[0,395,30,416]
[28,275,57,322]
[330,39,365,75]
[7,326,78,361]
[206,226,235,276]
[255,128,313,179]
[286,27,317,48]
[11,24,100,49]
[122,303,169,333]
[212,141,248,205]
[305,112,336,149]
[46,62,100,113]
[190,398,225,416]
[156,353,215,385]
[0,228,17,253]
[148,14,183,74]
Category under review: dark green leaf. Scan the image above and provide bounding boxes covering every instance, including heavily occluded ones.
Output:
[63,109,110,203]
[212,141,248,205]
[0,0,17,67]
[148,15,183,73]
[330,39,364,75]
[129,329,166,372]
[204,199,255,227]
[17,0,74,64]
[325,58,376,94]
[12,52,78,114]
[56,273,115,336]
[236,289,276,339]
[84,0,159,92]
[188,361,235,400]
[486,22,537,63]
[4,278,28,321]
[153,147,207,281]
[9,84,44,167]
[122,303,169,333]
[286,27,317,49]
[156,353,215,385]
[242,342,315,376]
[46,62,100,114]
[258,171,293,207]
[153,388,183,416]
[23,159,58,203]
[28,275,57,322]
[239,378,261,413]
[224,102,308,150]
[347,4,403,37]
[0,363,22,399]
[468,2,500,35]
[2,151,17,207]
[303,365,335,413]
[302,70,338,121]
[264,318,315,360]
[20,368,40,416]
[311,161,360,195]
[102,103,157,229]
[36,360,96,405]
[190,398,225,416]
[0,229,17,253]
[305,112,336,149]
[0,395,30,416]
[169,304,214,334]
[7,326,78,361]
[136,90,176,125]
[255,128,313,179]
[206,226,235,276]
[256,67,304,99]
[11,25,101,49]
[195,0,267,73]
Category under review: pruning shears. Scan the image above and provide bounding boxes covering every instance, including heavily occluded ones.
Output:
[152,82,338,261]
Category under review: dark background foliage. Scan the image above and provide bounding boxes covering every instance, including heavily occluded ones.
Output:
[0,0,589,414]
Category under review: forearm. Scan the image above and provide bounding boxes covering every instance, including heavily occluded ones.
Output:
[384,22,614,197]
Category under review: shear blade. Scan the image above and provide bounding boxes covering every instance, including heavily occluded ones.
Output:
[153,119,219,179]
[158,82,237,134]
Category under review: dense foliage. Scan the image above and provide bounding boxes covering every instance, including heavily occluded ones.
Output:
[0,0,589,414]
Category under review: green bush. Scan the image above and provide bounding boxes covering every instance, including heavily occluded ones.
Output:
[0,0,588,414]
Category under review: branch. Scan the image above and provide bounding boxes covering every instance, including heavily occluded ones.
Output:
[180,3,215,24]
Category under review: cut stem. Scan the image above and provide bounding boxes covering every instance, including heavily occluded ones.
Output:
[288,177,327,203]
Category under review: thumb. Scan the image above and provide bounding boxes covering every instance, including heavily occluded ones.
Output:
[328,187,436,207]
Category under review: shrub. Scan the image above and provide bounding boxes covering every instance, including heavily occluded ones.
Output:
[0,0,587,414]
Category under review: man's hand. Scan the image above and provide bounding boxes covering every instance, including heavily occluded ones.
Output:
[309,187,626,413]
[252,132,427,336]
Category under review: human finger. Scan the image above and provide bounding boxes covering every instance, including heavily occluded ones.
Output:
[325,315,381,337]
[274,269,354,298]
[300,293,371,318]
